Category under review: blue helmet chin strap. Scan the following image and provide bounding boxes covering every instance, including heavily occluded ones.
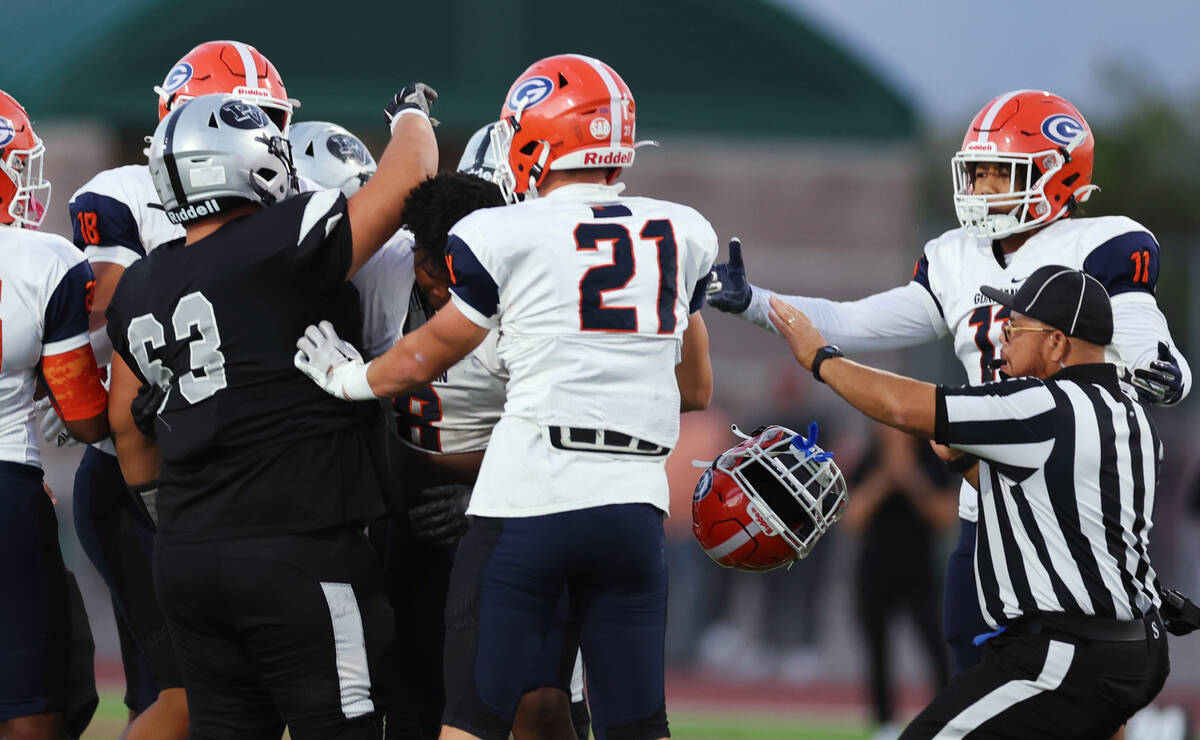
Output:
[790,421,834,462]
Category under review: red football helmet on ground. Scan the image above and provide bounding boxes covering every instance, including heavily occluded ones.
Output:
[0,90,50,229]
[154,40,299,132]
[952,90,1098,240]
[491,53,642,203]
[693,423,847,572]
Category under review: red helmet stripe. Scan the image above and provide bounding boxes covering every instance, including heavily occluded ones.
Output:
[569,54,621,150]
[230,40,258,89]
[976,88,1036,144]
[704,520,762,560]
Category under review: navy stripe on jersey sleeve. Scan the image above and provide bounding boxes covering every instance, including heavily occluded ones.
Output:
[70,192,145,255]
[911,255,944,317]
[689,272,711,314]
[44,261,95,346]
[1082,231,1159,297]
[446,235,500,319]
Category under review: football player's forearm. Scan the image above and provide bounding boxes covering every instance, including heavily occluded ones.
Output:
[108,357,161,486]
[345,115,438,279]
[677,315,713,412]
[750,284,945,351]
[1112,294,1191,400]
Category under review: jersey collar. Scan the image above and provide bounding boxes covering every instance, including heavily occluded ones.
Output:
[541,182,627,201]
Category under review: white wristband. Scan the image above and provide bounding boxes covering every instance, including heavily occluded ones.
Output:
[339,359,377,401]
[389,107,430,134]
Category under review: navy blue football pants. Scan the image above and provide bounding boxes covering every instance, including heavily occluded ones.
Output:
[943,518,992,675]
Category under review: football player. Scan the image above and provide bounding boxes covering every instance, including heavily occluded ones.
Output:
[0,90,110,740]
[707,90,1190,688]
[49,40,299,739]
[296,54,716,740]
[105,88,436,738]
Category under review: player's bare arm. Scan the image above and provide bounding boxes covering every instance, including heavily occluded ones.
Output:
[108,353,161,487]
[344,85,439,280]
[768,295,937,438]
[677,313,713,412]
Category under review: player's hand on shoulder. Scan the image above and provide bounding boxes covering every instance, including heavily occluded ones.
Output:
[706,237,753,314]
[131,382,168,439]
[1130,341,1185,406]
[408,483,471,547]
[294,321,376,401]
[36,398,79,448]
[384,83,439,131]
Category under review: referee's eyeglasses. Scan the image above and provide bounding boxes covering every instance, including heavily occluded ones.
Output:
[1001,322,1058,342]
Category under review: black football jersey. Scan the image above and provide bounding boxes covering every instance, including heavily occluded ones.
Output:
[107,190,389,540]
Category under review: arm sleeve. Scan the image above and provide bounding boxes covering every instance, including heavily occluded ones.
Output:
[70,192,146,267]
[740,281,947,351]
[41,261,107,421]
[934,380,1058,468]
[1111,293,1192,401]
[689,271,711,314]
[446,235,501,329]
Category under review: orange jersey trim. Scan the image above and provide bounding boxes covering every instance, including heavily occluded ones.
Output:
[42,345,108,421]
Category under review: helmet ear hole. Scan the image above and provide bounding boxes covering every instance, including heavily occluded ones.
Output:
[519,141,538,156]
[256,168,277,180]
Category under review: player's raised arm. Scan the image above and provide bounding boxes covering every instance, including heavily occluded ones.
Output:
[344,84,439,280]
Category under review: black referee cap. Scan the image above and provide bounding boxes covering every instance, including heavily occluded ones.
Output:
[981,265,1113,345]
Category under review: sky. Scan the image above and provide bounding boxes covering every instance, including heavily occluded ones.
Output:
[770,0,1200,130]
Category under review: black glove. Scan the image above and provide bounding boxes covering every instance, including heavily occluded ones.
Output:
[408,483,470,547]
[131,383,167,439]
[706,238,753,313]
[1131,341,1185,406]
[1160,587,1200,636]
[384,83,439,131]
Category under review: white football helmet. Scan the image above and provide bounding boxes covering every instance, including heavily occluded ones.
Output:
[456,122,504,184]
[289,121,376,196]
[147,94,297,225]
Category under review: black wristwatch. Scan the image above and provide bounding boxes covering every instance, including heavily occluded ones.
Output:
[812,345,845,383]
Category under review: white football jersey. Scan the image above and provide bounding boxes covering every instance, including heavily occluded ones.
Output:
[917,215,1172,520]
[0,229,96,467]
[351,229,415,360]
[393,289,507,455]
[447,182,718,516]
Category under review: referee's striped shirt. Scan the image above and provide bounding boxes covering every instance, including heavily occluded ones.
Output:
[934,362,1162,628]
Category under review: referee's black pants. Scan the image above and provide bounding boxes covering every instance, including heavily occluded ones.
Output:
[900,611,1168,739]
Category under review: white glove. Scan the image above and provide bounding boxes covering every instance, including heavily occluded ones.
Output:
[36,398,79,448]
[294,320,377,401]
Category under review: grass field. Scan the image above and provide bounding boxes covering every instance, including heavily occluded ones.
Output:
[82,691,873,739]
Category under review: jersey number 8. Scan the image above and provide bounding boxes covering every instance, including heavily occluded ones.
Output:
[127,292,228,405]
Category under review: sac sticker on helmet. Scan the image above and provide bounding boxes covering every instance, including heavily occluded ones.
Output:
[162,63,194,95]
[219,101,271,130]
[507,76,554,112]
[1041,114,1086,147]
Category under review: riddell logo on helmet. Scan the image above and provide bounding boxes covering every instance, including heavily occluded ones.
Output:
[964,141,998,153]
[746,502,776,536]
[582,150,632,166]
[166,198,221,225]
[233,86,270,99]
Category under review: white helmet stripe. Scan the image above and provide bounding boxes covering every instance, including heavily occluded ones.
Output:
[976,88,1038,144]
[230,40,259,89]
[704,520,762,560]
[569,54,621,149]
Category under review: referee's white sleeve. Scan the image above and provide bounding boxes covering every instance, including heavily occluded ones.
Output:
[1111,292,1191,402]
[935,381,1058,469]
[739,282,947,351]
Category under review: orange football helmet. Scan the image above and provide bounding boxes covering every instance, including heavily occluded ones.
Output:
[491,54,642,203]
[154,40,299,132]
[692,424,847,572]
[0,90,50,229]
[952,90,1099,240]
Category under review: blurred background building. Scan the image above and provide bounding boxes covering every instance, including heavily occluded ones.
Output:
[12,0,1200,734]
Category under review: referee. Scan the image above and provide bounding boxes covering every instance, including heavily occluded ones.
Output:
[767,265,1168,739]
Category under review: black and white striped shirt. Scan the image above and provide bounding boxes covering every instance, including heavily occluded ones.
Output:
[934,363,1162,628]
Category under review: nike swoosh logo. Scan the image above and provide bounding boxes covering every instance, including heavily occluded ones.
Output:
[1010,276,1026,283]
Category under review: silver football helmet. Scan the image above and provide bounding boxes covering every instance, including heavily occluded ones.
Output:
[457,122,504,184]
[289,121,377,196]
[148,93,297,225]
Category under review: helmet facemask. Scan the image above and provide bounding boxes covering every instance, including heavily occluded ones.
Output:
[250,133,298,205]
[0,136,50,229]
[716,424,847,561]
